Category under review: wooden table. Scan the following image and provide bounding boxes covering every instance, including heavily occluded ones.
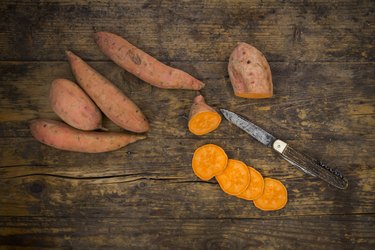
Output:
[1,1,374,249]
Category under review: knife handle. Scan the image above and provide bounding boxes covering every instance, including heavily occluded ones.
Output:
[273,140,348,189]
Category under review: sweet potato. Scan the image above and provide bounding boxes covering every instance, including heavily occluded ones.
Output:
[253,178,288,211]
[49,78,103,131]
[30,119,145,153]
[66,50,149,133]
[188,95,221,135]
[228,42,273,98]
[94,31,205,90]
[237,166,265,200]
[192,144,228,181]
[216,159,251,195]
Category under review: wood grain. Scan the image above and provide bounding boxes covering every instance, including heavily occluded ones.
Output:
[0,216,374,249]
[0,1,373,62]
[1,61,374,140]
[0,0,374,249]
[0,162,374,218]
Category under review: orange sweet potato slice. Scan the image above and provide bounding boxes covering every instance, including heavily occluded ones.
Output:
[188,95,221,136]
[253,178,288,211]
[237,166,265,200]
[216,159,251,195]
[192,144,228,181]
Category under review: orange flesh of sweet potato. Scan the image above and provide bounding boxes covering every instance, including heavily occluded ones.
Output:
[192,144,228,181]
[216,159,251,195]
[237,166,265,200]
[66,50,149,133]
[94,31,205,90]
[30,119,146,153]
[188,95,221,135]
[228,42,273,98]
[49,78,102,131]
[253,178,288,211]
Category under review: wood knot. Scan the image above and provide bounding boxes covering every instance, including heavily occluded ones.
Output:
[29,181,44,194]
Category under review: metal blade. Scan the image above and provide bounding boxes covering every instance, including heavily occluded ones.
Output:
[220,109,348,189]
[220,109,276,147]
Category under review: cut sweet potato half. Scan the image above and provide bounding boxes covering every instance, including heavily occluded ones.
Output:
[216,159,250,195]
[188,95,221,135]
[228,42,273,99]
[192,144,228,181]
[253,178,288,211]
[237,166,265,200]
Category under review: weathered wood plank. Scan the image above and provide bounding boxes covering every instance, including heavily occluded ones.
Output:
[0,0,374,248]
[0,59,373,218]
[0,136,372,175]
[1,61,374,141]
[0,151,373,218]
[0,0,373,62]
[0,215,374,249]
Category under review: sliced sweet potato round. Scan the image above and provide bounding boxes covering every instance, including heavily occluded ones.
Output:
[192,144,228,181]
[237,166,265,200]
[216,159,251,195]
[253,178,288,211]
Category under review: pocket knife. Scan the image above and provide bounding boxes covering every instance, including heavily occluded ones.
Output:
[220,109,348,189]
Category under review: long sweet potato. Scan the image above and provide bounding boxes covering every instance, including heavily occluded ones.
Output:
[188,95,221,135]
[30,119,145,153]
[228,42,273,98]
[66,50,149,133]
[94,31,205,90]
[49,78,103,131]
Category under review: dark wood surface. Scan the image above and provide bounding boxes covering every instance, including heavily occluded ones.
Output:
[1,0,374,249]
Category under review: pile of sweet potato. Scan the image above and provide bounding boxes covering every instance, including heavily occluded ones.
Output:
[32,32,273,151]
[30,31,283,209]
[31,49,150,153]
[31,32,206,153]
[192,144,287,211]
[187,42,273,135]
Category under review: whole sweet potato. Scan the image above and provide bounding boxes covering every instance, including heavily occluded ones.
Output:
[30,119,146,153]
[94,31,205,90]
[66,50,149,133]
[228,42,273,98]
[49,78,102,131]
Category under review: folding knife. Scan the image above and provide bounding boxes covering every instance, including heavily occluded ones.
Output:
[220,109,348,189]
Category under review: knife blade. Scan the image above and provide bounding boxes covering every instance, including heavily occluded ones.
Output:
[220,109,348,189]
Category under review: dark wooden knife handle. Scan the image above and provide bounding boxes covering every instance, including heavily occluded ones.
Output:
[273,140,348,189]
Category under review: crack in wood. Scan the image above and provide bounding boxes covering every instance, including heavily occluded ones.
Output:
[0,173,186,181]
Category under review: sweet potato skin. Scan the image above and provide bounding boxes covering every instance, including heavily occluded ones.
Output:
[188,95,217,118]
[66,50,149,133]
[94,31,204,90]
[49,78,102,131]
[228,42,273,98]
[30,119,146,153]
